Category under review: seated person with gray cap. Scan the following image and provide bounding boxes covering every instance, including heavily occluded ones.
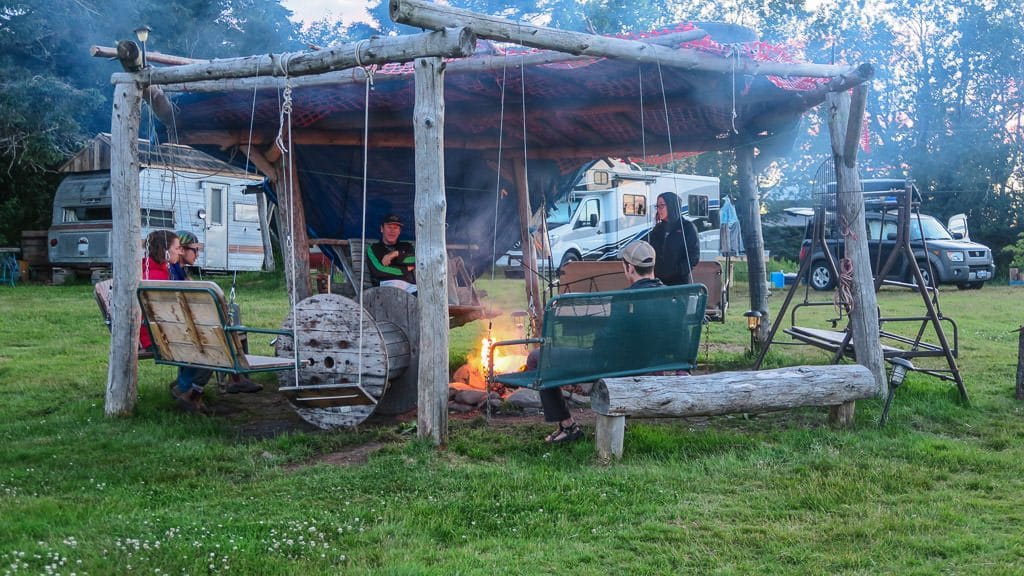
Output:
[366,214,417,293]
[532,240,664,444]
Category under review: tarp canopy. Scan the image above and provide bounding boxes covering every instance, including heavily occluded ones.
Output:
[162,22,832,273]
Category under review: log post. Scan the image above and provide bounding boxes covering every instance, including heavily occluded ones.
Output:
[390,0,854,78]
[735,145,769,343]
[1016,327,1024,401]
[413,56,449,446]
[273,151,312,305]
[592,365,877,459]
[826,88,886,396]
[513,158,542,336]
[105,80,143,417]
[110,28,477,86]
[256,190,276,272]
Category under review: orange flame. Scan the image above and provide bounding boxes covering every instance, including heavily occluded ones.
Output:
[477,337,525,375]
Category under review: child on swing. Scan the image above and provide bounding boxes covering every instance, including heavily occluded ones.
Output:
[171,230,262,395]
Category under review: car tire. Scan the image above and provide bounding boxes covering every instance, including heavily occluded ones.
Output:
[911,262,933,288]
[809,261,835,291]
[558,251,580,270]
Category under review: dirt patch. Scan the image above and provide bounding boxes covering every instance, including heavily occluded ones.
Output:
[285,441,388,470]
[207,383,320,440]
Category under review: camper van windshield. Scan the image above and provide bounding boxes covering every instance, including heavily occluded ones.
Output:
[547,197,580,227]
[63,206,112,222]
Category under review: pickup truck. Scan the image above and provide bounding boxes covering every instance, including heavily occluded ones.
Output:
[794,182,995,291]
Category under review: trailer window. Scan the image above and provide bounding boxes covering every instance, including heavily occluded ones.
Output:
[141,208,174,228]
[209,187,224,225]
[622,194,646,216]
[234,202,259,222]
[63,206,112,222]
[688,195,709,219]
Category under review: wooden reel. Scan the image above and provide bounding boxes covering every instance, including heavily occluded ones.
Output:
[275,288,419,428]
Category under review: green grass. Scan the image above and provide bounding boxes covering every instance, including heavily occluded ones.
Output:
[2,274,1024,574]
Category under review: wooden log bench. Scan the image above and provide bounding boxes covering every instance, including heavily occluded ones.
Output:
[591,364,878,461]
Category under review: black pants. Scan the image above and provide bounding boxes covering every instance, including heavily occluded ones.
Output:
[527,349,571,422]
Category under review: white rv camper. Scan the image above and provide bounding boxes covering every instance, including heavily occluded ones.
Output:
[546,158,721,269]
[48,134,267,273]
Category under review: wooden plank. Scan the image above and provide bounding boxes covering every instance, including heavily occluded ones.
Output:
[106,80,143,417]
[413,56,449,445]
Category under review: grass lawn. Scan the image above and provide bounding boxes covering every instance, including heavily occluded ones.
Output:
[2,272,1024,574]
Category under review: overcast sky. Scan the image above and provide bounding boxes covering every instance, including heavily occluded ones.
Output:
[281,0,371,25]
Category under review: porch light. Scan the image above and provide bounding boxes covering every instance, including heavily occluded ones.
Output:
[135,25,151,68]
[743,309,763,351]
[880,357,914,427]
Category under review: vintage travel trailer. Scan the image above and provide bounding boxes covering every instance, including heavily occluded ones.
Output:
[48,134,269,274]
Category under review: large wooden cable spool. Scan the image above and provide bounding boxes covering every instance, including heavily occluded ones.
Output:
[274,289,419,428]
[361,286,420,415]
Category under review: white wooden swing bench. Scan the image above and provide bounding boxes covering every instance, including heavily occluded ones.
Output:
[136,280,297,375]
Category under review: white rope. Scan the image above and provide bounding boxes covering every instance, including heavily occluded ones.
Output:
[273,53,301,389]
[489,49,510,283]
[638,66,648,167]
[517,30,537,323]
[730,45,740,135]
[356,64,373,390]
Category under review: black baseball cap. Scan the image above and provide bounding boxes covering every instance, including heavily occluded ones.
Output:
[381,214,404,227]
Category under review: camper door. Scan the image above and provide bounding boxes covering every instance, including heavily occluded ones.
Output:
[203,182,229,269]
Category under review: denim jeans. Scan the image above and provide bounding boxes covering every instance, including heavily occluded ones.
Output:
[176,366,213,394]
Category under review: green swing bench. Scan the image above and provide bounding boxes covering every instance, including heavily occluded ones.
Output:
[137,280,298,374]
[488,283,708,390]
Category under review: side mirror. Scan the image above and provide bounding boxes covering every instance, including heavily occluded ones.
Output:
[886,232,897,241]
[952,232,964,240]
[589,213,598,228]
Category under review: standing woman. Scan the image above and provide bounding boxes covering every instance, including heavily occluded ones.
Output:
[648,191,700,285]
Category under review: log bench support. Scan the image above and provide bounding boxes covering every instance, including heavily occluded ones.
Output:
[591,365,877,461]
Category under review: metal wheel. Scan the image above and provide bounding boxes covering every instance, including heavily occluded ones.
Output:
[809,261,835,291]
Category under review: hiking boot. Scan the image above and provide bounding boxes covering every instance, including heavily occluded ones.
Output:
[171,387,208,414]
[225,377,263,394]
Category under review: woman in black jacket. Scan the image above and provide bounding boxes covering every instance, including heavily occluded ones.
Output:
[648,191,700,285]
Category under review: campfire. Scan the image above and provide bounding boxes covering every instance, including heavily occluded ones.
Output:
[450,312,529,396]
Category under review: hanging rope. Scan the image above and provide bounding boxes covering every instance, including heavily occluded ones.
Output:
[355,53,374,391]
[489,50,510,284]
[834,211,858,314]
[729,45,741,135]
[273,52,301,389]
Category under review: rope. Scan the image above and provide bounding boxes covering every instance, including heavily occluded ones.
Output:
[729,45,740,135]
[834,257,854,314]
[489,52,509,284]
[638,66,647,167]
[354,40,377,89]
[275,53,297,155]
[273,52,301,389]
[356,62,373,391]
[833,213,857,314]
[655,59,693,282]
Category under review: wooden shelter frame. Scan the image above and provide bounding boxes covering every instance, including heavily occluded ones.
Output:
[102,0,882,444]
